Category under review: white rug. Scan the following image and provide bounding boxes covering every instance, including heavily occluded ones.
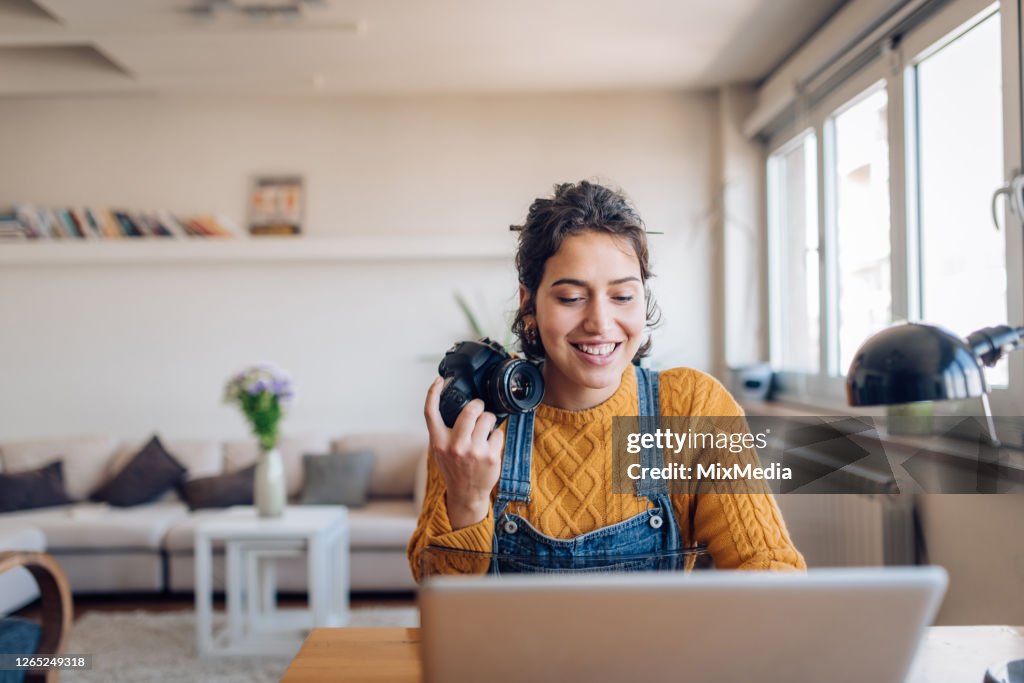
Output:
[62,607,420,683]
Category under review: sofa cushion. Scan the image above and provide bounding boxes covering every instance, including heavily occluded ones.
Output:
[109,439,223,482]
[0,523,47,552]
[92,436,187,507]
[223,435,330,498]
[331,433,426,498]
[299,451,375,507]
[179,465,255,511]
[0,502,189,550]
[347,500,419,549]
[161,500,418,553]
[162,506,258,552]
[0,461,72,513]
[0,435,118,501]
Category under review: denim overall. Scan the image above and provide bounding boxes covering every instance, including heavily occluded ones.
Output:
[490,368,684,574]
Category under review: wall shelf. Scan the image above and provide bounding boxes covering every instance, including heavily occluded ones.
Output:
[0,236,516,265]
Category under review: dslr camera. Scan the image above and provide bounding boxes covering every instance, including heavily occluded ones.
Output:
[437,338,544,429]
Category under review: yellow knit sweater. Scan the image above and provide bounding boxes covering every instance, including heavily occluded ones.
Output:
[408,365,806,581]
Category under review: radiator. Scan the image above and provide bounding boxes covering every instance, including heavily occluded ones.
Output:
[775,493,916,567]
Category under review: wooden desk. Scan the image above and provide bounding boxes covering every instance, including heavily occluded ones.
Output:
[282,626,1024,682]
[282,628,420,682]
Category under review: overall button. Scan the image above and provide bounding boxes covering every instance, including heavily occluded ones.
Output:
[503,519,519,534]
[649,515,663,529]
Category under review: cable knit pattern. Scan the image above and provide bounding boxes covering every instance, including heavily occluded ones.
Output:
[408,365,806,581]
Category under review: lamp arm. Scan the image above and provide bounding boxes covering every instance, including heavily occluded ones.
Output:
[966,325,1024,367]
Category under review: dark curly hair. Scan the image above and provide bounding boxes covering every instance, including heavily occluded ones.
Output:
[512,180,660,361]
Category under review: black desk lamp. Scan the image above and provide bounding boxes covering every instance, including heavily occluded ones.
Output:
[846,322,1024,445]
[846,322,1024,683]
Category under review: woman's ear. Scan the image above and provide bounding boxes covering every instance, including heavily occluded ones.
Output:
[518,284,530,313]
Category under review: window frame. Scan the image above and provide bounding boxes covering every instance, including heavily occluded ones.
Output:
[765,0,1024,417]
[767,127,819,376]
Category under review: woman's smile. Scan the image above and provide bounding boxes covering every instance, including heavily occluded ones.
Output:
[570,340,623,365]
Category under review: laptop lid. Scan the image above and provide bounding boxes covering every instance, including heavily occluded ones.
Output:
[420,566,948,683]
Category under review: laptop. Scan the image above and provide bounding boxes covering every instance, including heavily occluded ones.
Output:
[419,566,947,683]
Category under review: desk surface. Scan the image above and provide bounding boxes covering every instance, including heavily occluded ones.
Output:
[282,626,1024,683]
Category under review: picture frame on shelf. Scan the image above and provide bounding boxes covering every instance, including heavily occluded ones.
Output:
[247,175,304,236]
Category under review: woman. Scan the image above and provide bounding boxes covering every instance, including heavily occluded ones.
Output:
[408,180,805,581]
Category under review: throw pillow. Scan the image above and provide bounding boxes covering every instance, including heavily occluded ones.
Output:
[0,460,72,513]
[92,435,187,507]
[180,465,256,511]
[300,451,375,507]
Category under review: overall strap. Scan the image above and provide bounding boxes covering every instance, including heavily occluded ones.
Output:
[495,410,534,509]
[635,367,667,498]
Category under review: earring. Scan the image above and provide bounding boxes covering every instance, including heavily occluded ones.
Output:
[525,321,540,346]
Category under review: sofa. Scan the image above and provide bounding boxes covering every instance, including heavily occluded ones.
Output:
[0,433,428,612]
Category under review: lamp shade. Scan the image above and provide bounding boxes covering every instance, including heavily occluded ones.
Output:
[846,322,986,406]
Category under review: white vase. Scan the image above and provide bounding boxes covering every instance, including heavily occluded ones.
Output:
[255,447,286,518]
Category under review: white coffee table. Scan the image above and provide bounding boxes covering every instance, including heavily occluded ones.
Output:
[194,506,350,657]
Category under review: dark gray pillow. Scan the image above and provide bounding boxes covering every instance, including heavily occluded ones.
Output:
[93,435,187,507]
[300,451,375,507]
[0,460,72,513]
[180,465,256,511]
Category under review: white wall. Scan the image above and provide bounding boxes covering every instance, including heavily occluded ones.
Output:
[0,91,717,441]
[718,86,765,373]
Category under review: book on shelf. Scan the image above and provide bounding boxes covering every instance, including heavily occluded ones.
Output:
[58,208,86,239]
[112,210,145,237]
[0,212,26,240]
[71,208,99,239]
[44,208,70,239]
[2,204,238,241]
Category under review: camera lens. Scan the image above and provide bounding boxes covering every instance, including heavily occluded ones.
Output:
[488,359,544,414]
[509,373,533,402]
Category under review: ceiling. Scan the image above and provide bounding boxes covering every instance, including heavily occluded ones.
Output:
[0,0,847,97]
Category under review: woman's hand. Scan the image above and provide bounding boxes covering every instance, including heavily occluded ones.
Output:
[423,377,503,529]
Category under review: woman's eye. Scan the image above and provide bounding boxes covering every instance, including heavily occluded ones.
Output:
[613,296,634,303]
[558,297,583,304]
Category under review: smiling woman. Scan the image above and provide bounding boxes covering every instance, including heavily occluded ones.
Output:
[409,180,806,579]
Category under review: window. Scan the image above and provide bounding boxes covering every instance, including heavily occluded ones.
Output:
[768,132,820,373]
[912,11,1007,385]
[829,87,892,375]
[766,0,1016,405]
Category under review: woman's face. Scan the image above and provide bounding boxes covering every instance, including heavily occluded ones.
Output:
[524,230,647,410]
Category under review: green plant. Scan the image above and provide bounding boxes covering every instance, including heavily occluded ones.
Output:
[223,364,294,450]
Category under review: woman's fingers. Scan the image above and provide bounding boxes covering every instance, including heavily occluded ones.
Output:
[451,399,485,456]
[423,377,502,508]
[486,422,504,457]
[471,410,498,451]
[423,377,446,441]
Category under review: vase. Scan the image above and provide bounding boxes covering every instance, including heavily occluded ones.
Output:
[255,447,286,518]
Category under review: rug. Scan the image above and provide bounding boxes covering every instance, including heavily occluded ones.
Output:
[62,607,420,683]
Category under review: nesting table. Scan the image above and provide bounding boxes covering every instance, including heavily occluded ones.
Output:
[194,506,350,657]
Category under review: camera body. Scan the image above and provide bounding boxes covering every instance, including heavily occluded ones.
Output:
[437,338,544,429]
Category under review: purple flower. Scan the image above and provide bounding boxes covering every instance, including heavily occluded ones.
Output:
[225,363,296,421]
